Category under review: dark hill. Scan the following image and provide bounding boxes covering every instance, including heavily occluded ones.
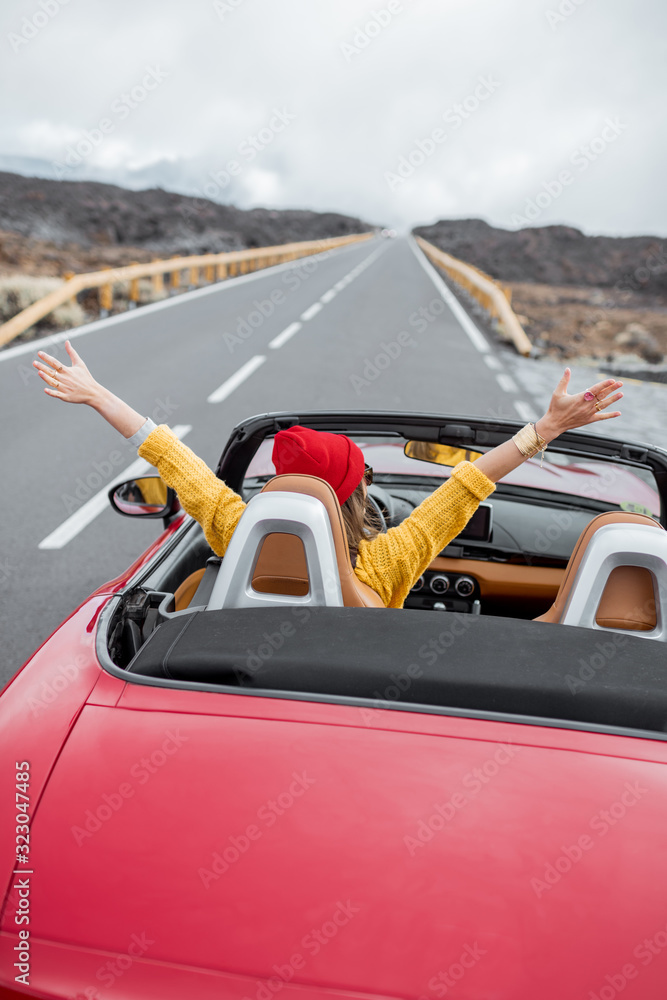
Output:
[413,218,667,299]
[0,171,372,257]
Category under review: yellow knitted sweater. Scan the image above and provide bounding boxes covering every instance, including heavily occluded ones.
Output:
[138,425,496,609]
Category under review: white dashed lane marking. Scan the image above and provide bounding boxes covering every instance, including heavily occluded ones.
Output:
[268,242,387,351]
[38,425,193,550]
[301,302,323,321]
[207,355,266,404]
[496,372,519,393]
[269,322,302,350]
[514,399,538,421]
[484,354,503,371]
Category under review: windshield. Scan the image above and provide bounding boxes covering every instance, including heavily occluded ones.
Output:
[244,435,661,516]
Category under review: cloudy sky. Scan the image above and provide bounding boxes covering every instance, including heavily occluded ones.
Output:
[1,0,666,236]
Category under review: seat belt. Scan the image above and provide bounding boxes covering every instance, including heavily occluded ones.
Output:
[190,556,222,608]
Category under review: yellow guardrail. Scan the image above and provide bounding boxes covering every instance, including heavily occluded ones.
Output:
[0,232,374,349]
[416,236,532,357]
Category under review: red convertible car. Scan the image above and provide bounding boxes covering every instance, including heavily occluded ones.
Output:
[2,410,667,999]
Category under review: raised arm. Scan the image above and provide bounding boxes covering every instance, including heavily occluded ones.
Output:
[33,341,246,556]
[33,341,146,438]
[355,369,623,607]
[474,368,623,483]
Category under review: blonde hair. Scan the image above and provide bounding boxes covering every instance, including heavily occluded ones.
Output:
[341,482,382,555]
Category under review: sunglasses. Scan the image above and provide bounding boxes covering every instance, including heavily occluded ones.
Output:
[363,464,373,485]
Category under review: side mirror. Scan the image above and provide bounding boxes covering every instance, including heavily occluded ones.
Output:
[404,441,483,466]
[109,476,181,520]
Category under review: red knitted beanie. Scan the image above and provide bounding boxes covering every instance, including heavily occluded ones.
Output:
[272,426,365,506]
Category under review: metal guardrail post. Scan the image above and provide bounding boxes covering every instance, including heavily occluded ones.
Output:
[62,272,75,303]
[99,270,113,315]
[129,264,140,308]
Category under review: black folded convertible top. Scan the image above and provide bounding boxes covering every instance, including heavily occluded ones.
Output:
[126,608,667,736]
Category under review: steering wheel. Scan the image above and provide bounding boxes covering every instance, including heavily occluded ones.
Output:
[366,491,388,532]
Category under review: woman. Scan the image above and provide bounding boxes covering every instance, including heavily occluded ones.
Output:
[33,341,623,608]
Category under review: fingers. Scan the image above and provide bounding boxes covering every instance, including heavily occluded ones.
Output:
[36,349,66,372]
[65,340,82,364]
[555,367,571,395]
[33,360,56,375]
[587,377,622,398]
[36,369,61,389]
[590,390,623,421]
[587,390,623,418]
[591,410,622,421]
[599,390,624,407]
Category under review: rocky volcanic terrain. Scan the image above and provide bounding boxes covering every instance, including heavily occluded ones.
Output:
[0,171,371,274]
[414,218,667,366]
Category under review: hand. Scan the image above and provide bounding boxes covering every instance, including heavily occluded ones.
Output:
[536,369,623,442]
[33,340,102,405]
[34,339,146,437]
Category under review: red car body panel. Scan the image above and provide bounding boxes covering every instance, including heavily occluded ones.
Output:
[2,638,667,997]
[0,517,185,943]
[3,462,667,996]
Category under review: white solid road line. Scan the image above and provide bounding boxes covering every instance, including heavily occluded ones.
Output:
[0,241,371,365]
[301,302,323,321]
[496,372,519,393]
[207,355,266,403]
[38,425,192,550]
[514,399,538,421]
[408,237,490,354]
[269,322,302,349]
[408,238,548,420]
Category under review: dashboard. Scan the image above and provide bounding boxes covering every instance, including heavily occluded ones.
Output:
[370,484,600,619]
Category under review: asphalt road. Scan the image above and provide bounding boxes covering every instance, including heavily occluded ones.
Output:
[0,235,543,685]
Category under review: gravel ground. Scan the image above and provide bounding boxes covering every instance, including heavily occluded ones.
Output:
[503,349,667,451]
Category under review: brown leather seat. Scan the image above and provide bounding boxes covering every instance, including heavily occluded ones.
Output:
[174,568,206,611]
[534,510,663,630]
[252,474,384,607]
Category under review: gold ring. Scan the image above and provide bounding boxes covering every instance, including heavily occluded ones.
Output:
[595,402,602,411]
[53,378,60,388]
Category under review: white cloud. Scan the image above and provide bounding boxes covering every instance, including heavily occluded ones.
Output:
[17,119,82,153]
[0,0,665,235]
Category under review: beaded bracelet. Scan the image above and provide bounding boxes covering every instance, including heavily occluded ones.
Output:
[512,422,548,466]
